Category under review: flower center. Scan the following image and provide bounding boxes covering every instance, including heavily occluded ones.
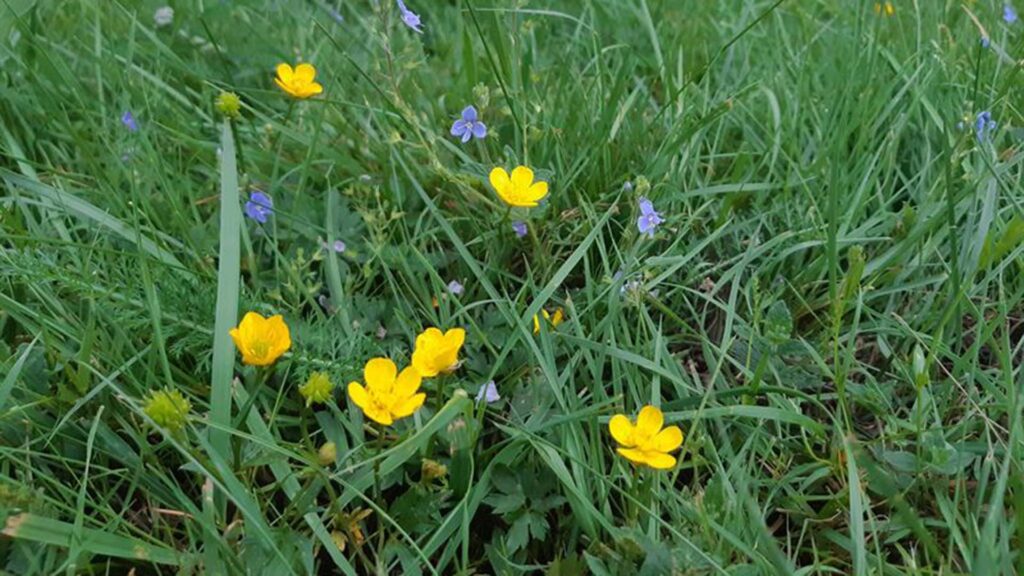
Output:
[249,340,270,359]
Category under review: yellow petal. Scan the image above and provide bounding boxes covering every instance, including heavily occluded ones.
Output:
[616,447,649,466]
[489,167,510,193]
[393,367,422,397]
[363,404,393,426]
[275,63,294,83]
[510,166,534,189]
[228,327,244,351]
[550,308,564,327]
[417,327,444,349]
[268,315,291,345]
[238,311,265,332]
[274,77,293,96]
[526,181,549,202]
[643,452,677,470]
[437,347,460,373]
[294,63,316,83]
[608,415,635,447]
[364,358,397,392]
[392,392,426,419]
[635,405,664,439]
[411,348,440,378]
[532,314,540,334]
[445,328,466,350]
[347,382,370,410]
[651,425,683,453]
[306,82,324,96]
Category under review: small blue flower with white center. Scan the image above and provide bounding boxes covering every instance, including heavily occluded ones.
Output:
[450,106,487,143]
[636,197,664,237]
[244,191,273,223]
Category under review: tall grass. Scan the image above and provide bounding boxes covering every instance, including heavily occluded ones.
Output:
[1,0,1022,574]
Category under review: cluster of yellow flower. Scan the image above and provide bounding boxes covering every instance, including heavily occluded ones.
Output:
[215,64,685,471]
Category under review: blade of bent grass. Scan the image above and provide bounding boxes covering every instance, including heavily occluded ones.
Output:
[1,513,184,566]
[206,119,242,570]
[209,119,241,465]
[0,335,37,412]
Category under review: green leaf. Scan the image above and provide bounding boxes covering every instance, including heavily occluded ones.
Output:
[486,492,526,516]
[1,513,184,566]
[208,120,242,464]
[507,513,531,553]
[764,300,793,345]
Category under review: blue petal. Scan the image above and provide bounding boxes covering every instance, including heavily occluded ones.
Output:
[461,129,472,143]
[244,202,268,223]
[250,191,273,209]
[471,121,487,139]
[462,105,478,122]
[451,119,468,137]
[511,221,528,238]
[638,197,655,216]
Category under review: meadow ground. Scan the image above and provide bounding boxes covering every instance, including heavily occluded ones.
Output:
[1,0,1023,574]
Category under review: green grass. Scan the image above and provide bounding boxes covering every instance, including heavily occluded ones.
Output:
[2,0,1023,573]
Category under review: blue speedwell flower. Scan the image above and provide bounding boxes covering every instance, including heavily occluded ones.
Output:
[975,111,997,143]
[636,197,664,237]
[396,0,422,33]
[121,111,138,132]
[244,191,273,223]
[450,106,487,143]
[475,380,500,404]
[321,239,346,253]
[1006,4,1018,24]
[511,221,528,238]
[447,280,464,296]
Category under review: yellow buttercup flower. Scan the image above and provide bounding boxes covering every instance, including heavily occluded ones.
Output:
[489,166,549,207]
[274,63,324,99]
[229,312,292,366]
[411,327,465,377]
[874,1,894,16]
[347,358,426,426]
[608,405,683,470]
[532,308,564,334]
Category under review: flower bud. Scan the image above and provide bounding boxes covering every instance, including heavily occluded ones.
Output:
[299,372,335,407]
[318,442,337,466]
[143,389,191,432]
[215,91,242,119]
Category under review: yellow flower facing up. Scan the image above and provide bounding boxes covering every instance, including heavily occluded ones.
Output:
[608,405,683,470]
[874,1,894,16]
[274,63,324,99]
[348,358,426,426]
[532,308,564,334]
[489,166,549,207]
[411,327,466,377]
[229,312,292,366]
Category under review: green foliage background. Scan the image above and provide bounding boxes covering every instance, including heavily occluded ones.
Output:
[2,0,1024,574]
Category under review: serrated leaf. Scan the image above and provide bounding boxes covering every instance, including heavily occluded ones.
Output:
[485,493,526,516]
[507,513,531,553]
[764,300,793,345]
[526,511,549,542]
